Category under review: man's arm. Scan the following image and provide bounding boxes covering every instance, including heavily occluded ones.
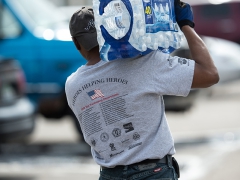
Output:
[182,26,219,88]
[175,0,219,88]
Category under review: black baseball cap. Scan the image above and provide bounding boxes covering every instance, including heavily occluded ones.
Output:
[69,7,98,51]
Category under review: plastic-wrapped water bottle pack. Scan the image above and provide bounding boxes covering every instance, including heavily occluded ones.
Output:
[93,0,183,61]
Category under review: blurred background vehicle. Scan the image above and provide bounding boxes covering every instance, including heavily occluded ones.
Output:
[163,90,199,112]
[0,0,84,119]
[0,56,36,141]
[185,0,240,44]
[0,0,86,135]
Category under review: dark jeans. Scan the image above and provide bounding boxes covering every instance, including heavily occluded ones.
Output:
[99,156,179,180]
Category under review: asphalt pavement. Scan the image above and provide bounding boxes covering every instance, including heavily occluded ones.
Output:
[0,80,240,180]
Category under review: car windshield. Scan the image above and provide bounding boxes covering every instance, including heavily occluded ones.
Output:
[7,0,68,29]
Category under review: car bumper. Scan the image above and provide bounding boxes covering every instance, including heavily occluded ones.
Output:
[163,90,199,111]
[0,97,36,139]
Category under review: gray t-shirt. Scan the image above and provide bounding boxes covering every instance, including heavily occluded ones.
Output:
[65,50,195,167]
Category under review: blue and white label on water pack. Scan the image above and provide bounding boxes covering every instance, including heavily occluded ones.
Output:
[143,0,175,32]
[93,0,183,61]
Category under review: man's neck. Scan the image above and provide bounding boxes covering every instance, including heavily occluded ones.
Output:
[86,56,101,66]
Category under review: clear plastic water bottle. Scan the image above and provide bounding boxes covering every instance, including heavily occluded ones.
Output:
[149,33,159,50]
[165,3,170,21]
[99,0,131,40]
[137,37,147,51]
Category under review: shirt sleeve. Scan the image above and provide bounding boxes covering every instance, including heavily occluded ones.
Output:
[151,50,195,97]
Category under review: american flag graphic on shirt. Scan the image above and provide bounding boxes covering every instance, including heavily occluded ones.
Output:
[87,89,104,100]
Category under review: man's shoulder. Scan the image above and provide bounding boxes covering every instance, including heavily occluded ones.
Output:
[65,69,79,88]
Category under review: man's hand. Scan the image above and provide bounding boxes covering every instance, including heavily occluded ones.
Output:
[174,0,195,29]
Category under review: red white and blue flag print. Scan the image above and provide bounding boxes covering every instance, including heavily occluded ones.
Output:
[87,89,104,100]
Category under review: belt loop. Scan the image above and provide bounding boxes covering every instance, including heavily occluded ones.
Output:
[123,165,128,176]
[167,155,172,167]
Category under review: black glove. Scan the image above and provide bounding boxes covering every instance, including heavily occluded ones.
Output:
[174,0,195,29]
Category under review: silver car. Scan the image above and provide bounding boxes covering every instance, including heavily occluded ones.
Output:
[0,57,36,141]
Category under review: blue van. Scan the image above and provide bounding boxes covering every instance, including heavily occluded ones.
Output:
[0,0,85,118]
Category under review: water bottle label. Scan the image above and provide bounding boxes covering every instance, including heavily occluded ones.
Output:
[143,0,176,33]
[115,16,125,28]
[143,0,154,24]
[114,2,123,13]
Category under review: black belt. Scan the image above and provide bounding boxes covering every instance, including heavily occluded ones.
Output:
[101,155,172,170]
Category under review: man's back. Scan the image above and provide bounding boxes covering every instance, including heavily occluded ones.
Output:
[65,50,194,167]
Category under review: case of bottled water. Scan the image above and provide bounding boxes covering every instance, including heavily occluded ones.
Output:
[93,0,183,61]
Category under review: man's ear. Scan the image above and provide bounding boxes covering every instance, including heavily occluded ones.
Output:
[72,37,81,50]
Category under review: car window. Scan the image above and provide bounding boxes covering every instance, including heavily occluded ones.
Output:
[200,4,231,18]
[8,0,68,29]
[0,4,22,38]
